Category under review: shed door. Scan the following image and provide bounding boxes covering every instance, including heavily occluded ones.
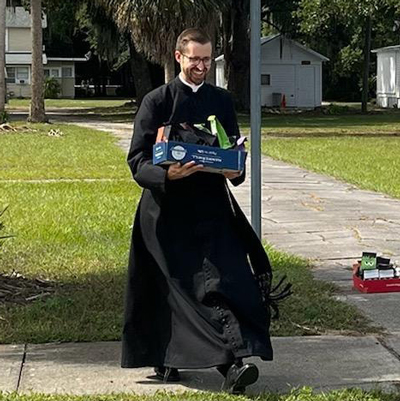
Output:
[296,66,315,107]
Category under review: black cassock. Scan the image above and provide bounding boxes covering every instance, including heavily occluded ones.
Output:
[121,77,273,369]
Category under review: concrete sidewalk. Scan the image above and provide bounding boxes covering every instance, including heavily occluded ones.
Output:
[232,154,400,334]
[2,336,400,395]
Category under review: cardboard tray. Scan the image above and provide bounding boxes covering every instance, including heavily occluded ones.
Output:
[153,141,246,173]
[353,274,400,293]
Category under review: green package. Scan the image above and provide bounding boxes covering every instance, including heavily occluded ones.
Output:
[360,252,377,270]
[208,115,232,150]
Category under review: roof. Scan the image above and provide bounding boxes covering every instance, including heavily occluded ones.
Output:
[215,34,329,62]
[264,34,329,61]
[47,57,87,62]
[372,45,400,53]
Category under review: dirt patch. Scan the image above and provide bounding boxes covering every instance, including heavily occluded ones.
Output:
[0,271,58,305]
[0,123,38,133]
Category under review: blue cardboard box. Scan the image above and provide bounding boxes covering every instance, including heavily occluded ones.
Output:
[153,141,247,173]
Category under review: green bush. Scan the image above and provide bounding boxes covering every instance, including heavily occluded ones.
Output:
[0,110,9,124]
[324,103,351,115]
[44,77,61,99]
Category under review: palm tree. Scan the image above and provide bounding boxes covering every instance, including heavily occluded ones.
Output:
[29,0,46,122]
[0,0,7,117]
[97,0,221,83]
[222,0,251,111]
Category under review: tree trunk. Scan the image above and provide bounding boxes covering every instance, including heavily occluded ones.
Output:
[164,52,175,83]
[29,0,46,122]
[128,39,153,108]
[206,22,217,86]
[0,0,7,115]
[223,0,250,111]
[361,15,372,113]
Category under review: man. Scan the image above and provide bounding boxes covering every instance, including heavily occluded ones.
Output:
[122,28,273,394]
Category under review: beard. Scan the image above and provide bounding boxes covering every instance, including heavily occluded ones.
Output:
[184,66,208,85]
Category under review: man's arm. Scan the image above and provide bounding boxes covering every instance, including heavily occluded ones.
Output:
[127,93,204,191]
[127,94,168,193]
[221,92,246,187]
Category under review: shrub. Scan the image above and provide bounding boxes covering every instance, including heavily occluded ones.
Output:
[0,110,9,124]
[44,77,61,99]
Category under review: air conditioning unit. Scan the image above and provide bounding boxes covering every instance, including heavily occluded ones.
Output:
[16,79,26,84]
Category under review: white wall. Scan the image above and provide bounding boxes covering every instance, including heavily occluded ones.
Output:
[216,62,226,89]
[216,37,324,108]
[376,51,398,108]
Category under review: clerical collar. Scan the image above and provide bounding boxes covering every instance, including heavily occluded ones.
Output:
[178,73,204,93]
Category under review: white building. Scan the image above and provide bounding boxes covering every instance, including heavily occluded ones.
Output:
[372,45,400,108]
[216,34,329,108]
[5,7,86,98]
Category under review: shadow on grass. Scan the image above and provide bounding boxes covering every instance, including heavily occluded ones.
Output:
[0,270,127,344]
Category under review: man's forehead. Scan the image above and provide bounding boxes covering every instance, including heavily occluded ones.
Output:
[184,41,212,55]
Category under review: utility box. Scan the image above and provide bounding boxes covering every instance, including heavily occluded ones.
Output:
[272,93,282,107]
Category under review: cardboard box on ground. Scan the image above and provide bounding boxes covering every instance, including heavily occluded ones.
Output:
[353,252,400,293]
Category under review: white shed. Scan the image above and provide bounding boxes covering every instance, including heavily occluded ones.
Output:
[371,45,400,108]
[215,34,329,108]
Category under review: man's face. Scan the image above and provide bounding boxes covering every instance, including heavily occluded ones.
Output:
[175,41,212,85]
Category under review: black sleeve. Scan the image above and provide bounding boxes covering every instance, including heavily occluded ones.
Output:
[127,93,167,193]
[221,91,246,187]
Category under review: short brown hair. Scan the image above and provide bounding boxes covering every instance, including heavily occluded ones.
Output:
[176,28,211,53]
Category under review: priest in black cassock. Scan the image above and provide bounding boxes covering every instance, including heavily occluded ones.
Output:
[121,28,273,394]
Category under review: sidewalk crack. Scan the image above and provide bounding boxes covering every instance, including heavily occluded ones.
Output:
[16,343,27,392]
[377,336,400,362]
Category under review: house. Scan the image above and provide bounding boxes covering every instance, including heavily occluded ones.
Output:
[371,45,400,108]
[5,7,86,98]
[215,34,329,108]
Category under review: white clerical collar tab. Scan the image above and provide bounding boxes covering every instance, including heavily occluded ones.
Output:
[179,74,204,93]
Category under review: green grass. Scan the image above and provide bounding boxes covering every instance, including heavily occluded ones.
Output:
[6,99,131,110]
[0,124,129,180]
[238,111,400,137]
[0,124,375,343]
[0,180,140,343]
[1,388,398,401]
[262,137,400,199]
[266,245,373,336]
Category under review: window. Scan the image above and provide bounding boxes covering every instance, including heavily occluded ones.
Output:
[301,61,311,65]
[6,67,15,84]
[51,69,60,78]
[261,74,271,85]
[44,69,50,77]
[6,67,29,83]
[62,67,73,78]
[16,67,29,80]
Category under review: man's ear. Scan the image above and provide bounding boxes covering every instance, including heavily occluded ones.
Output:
[175,50,182,64]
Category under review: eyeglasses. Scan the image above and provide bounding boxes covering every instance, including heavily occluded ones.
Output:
[181,53,213,67]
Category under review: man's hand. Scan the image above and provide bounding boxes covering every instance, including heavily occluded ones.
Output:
[223,170,242,180]
[167,161,204,180]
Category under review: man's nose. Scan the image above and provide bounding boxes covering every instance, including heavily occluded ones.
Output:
[196,61,206,70]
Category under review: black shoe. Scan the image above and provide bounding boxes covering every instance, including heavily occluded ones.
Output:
[154,367,181,382]
[221,363,259,394]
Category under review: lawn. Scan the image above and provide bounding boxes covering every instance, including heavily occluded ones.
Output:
[239,109,400,136]
[0,388,398,401]
[0,124,374,344]
[6,98,131,110]
[0,124,128,180]
[262,136,400,199]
